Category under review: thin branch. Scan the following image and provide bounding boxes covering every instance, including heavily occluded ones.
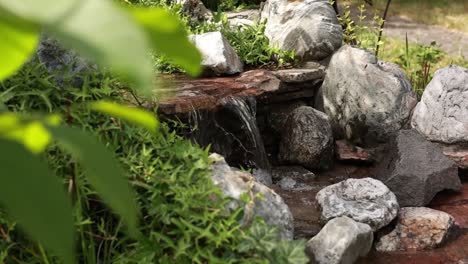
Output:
[375,0,392,57]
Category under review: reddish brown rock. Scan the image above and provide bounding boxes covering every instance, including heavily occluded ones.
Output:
[335,140,375,162]
[442,145,468,169]
[431,183,468,228]
[376,207,455,252]
[156,70,281,115]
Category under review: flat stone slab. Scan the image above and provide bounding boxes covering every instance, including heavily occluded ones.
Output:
[156,68,324,115]
[272,68,325,83]
[156,70,281,115]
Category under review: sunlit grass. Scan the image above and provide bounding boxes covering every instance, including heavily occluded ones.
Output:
[344,0,468,33]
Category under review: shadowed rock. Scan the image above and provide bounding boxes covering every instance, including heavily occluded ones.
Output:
[377,129,461,207]
[278,106,334,170]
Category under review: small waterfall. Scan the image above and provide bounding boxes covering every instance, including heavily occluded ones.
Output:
[220,96,270,170]
[189,96,272,185]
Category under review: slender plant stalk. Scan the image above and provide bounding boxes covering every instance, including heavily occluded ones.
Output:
[38,244,51,264]
[375,0,392,57]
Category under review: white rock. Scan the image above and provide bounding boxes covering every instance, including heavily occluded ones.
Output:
[260,0,342,61]
[209,153,294,239]
[189,32,243,76]
[316,178,399,231]
[322,45,418,145]
[306,216,373,264]
[412,65,468,144]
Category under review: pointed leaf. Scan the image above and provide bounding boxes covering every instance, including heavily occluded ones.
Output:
[49,125,138,235]
[0,11,39,81]
[0,140,74,264]
[90,101,158,132]
[130,8,202,76]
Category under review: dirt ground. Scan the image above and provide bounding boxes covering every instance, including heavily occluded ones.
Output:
[383,15,468,58]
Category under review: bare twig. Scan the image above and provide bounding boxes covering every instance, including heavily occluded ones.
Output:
[375,0,392,57]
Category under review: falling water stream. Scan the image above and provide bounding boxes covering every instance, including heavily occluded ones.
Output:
[189,95,272,185]
[220,96,271,172]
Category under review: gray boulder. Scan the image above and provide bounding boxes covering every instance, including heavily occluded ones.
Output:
[316,178,399,231]
[209,153,294,239]
[322,45,418,145]
[278,106,334,170]
[412,65,468,144]
[377,129,461,207]
[376,207,455,251]
[189,32,243,76]
[267,101,307,135]
[306,216,373,264]
[260,0,342,61]
[176,0,212,21]
[37,35,95,86]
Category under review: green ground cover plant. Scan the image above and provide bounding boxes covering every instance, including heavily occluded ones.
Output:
[0,57,308,263]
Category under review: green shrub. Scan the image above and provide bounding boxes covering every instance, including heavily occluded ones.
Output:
[155,12,297,73]
[0,61,307,264]
[202,0,262,11]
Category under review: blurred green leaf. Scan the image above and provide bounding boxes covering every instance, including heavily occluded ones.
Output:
[0,11,39,81]
[130,8,202,76]
[90,101,158,132]
[46,0,154,94]
[0,114,51,154]
[8,121,52,154]
[49,125,139,236]
[0,139,74,264]
[0,0,77,23]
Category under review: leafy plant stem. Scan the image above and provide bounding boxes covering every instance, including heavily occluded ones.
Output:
[375,0,392,57]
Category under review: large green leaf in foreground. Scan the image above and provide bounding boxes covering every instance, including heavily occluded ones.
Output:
[130,8,202,76]
[90,101,159,132]
[0,12,39,81]
[48,0,154,94]
[0,140,74,264]
[0,0,77,23]
[49,126,139,236]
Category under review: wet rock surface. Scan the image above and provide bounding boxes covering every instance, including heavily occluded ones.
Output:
[156,70,281,115]
[210,153,293,239]
[322,45,418,145]
[306,216,373,264]
[260,0,343,60]
[156,66,324,116]
[376,207,455,252]
[278,106,334,170]
[377,129,461,207]
[412,65,468,144]
[274,163,468,263]
[335,140,376,163]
